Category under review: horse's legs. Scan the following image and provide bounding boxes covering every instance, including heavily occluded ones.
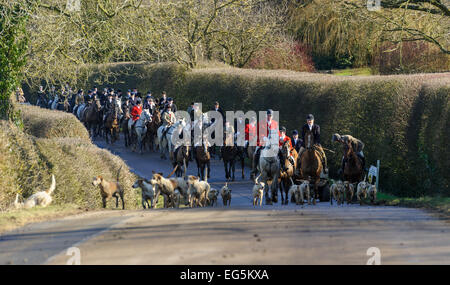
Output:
[231,160,236,181]
[223,161,229,180]
[241,156,245,179]
[207,161,211,179]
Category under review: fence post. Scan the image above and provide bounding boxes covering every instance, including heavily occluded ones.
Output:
[376,160,380,192]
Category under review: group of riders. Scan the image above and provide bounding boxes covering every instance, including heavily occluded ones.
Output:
[34,84,367,179]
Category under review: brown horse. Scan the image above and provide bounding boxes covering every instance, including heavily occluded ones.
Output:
[279,140,298,205]
[221,133,245,181]
[104,108,120,144]
[83,99,102,138]
[343,141,363,183]
[247,145,257,180]
[173,145,189,177]
[299,129,323,205]
[120,106,131,147]
[195,139,211,181]
[144,109,161,152]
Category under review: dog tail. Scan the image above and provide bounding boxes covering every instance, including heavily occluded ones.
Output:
[14,193,23,209]
[46,174,56,195]
[117,165,122,182]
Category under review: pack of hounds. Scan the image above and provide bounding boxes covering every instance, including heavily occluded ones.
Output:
[13,167,376,210]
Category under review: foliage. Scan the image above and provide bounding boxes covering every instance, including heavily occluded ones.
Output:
[0,0,29,121]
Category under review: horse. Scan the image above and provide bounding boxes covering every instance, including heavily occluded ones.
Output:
[120,106,131,147]
[83,99,102,138]
[129,109,152,154]
[195,137,211,181]
[144,109,161,152]
[221,133,245,181]
[299,129,323,205]
[157,118,187,160]
[247,145,257,180]
[172,145,189,177]
[258,135,280,205]
[279,140,298,205]
[343,140,363,183]
[104,107,120,144]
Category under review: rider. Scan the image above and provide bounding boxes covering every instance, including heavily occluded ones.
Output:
[130,98,143,130]
[143,95,157,115]
[291,130,302,153]
[279,126,295,165]
[253,109,280,170]
[103,91,116,124]
[332,133,366,173]
[298,114,328,174]
[161,104,176,138]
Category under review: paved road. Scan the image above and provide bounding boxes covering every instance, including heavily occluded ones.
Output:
[1,137,449,265]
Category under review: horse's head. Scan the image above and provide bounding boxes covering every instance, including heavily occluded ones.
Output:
[304,129,313,150]
[344,140,353,157]
[280,140,290,158]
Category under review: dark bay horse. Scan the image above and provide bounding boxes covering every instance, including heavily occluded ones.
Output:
[343,141,363,183]
[173,145,189,177]
[195,139,211,181]
[279,140,298,205]
[299,129,323,205]
[83,99,102,138]
[144,109,161,152]
[105,108,120,144]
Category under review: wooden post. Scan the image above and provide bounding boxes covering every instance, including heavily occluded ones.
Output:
[376,160,380,192]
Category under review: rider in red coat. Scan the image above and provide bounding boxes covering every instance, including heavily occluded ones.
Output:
[253,109,280,169]
[130,99,143,126]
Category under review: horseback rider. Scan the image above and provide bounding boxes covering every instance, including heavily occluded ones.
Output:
[143,95,157,115]
[332,133,366,173]
[253,109,280,169]
[103,91,116,124]
[130,98,143,131]
[159,91,168,110]
[161,104,176,138]
[298,114,328,174]
[291,129,302,153]
[244,116,257,148]
[164,97,177,113]
[279,126,295,165]
[224,120,235,146]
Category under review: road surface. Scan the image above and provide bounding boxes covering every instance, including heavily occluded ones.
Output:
[1,136,449,265]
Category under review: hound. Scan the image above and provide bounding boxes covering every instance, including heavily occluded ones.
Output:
[92,166,125,209]
[357,180,369,205]
[187,175,210,207]
[343,181,354,204]
[288,178,305,206]
[14,175,56,209]
[220,182,232,207]
[207,188,219,207]
[132,179,158,209]
[252,175,265,206]
[330,180,345,206]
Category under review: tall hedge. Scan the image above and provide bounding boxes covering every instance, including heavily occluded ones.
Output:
[85,63,449,197]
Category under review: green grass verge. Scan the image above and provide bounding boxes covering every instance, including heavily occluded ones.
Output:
[0,204,84,233]
[377,192,450,216]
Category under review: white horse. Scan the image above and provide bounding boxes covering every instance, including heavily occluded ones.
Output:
[157,118,188,160]
[129,109,152,154]
[258,132,280,205]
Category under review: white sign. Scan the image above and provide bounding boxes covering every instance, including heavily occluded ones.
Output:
[368,165,377,184]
